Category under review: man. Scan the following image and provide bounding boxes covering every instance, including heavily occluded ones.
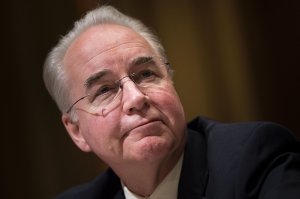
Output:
[43,5,300,199]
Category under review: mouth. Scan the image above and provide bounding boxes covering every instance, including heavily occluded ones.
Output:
[122,119,164,139]
[136,119,160,128]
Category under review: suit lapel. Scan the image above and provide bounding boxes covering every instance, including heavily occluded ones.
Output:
[113,189,125,199]
[178,128,208,199]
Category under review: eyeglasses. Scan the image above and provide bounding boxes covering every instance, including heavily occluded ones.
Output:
[66,59,171,116]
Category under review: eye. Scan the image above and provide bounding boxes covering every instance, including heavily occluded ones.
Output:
[141,70,155,78]
[97,86,112,95]
[90,84,118,101]
[133,70,157,83]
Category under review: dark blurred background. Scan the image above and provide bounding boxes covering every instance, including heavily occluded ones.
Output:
[2,0,299,198]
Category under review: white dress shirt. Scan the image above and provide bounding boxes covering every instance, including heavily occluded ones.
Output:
[122,154,183,199]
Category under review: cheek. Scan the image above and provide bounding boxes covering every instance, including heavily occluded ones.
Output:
[153,85,184,109]
[150,86,186,127]
[78,115,121,152]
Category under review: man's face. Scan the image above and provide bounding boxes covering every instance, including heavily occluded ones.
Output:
[62,24,186,168]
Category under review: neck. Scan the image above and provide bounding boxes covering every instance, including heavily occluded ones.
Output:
[114,149,183,197]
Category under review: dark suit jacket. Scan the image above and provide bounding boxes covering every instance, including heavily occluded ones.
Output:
[55,117,300,199]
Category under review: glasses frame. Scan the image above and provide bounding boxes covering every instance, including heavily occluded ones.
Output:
[65,62,171,114]
[66,73,134,114]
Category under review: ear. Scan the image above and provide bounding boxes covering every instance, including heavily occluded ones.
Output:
[61,114,92,152]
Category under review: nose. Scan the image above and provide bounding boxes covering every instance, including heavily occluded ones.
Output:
[120,78,149,114]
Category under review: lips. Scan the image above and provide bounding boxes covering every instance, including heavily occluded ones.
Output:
[135,119,160,128]
[122,118,165,139]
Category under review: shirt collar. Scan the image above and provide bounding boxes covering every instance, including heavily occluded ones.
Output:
[122,154,184,199]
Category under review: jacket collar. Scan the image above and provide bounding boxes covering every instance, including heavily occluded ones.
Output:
[177,125,209,198]
[113,190,125,199]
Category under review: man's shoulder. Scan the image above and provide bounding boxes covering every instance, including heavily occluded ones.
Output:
[54,169,122,199]
[187,116,300,198]
[187,116,299,170]
[188,116,297,145]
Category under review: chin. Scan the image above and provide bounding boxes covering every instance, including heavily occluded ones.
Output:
[129,136,176,162]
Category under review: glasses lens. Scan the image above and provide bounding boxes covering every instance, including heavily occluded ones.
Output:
[78,59,170,116]
[84,84,122,115]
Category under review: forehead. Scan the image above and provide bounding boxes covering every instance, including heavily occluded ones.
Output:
[64,24,155,71]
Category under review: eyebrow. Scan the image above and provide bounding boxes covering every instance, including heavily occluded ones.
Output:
[130,56,154,67]
[83,56,155,90]
[84,69,109,90]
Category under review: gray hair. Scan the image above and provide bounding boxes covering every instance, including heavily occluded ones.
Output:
[43,5,167,114]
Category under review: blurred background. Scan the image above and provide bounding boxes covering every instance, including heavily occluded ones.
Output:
[2,0,299,198]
